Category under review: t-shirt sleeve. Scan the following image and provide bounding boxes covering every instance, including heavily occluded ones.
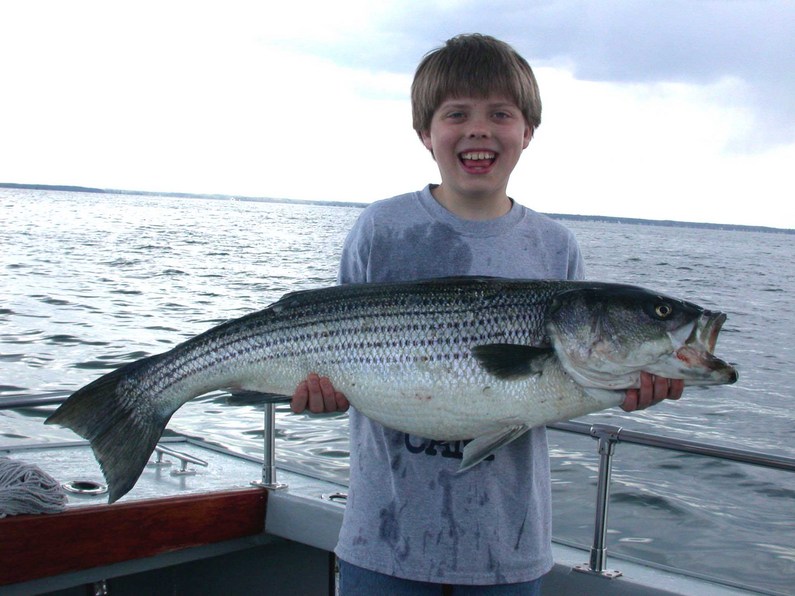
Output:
[569,238,586,281]
[337,210,372,285]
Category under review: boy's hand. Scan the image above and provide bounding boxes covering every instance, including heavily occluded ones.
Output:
[621,372,684,411]
[291,373,350,414]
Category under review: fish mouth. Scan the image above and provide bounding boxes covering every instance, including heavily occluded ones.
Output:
[677,310,738,384]
[683,309,726,353]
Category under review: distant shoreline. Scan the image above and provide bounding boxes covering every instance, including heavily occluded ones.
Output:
[2,181,791,234]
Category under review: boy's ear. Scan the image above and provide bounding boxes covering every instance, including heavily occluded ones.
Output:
[522,124,533,149]
[420,129,433,152]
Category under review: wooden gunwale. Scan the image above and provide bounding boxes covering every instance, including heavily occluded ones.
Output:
[0,488,267,586]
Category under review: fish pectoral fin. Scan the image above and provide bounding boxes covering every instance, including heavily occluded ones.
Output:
[459,425,531,472]
[471,344,554,379]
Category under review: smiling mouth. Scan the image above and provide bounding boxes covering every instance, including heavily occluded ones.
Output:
[459,151,496,171]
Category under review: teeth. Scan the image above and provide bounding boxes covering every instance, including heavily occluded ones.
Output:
[461,151,495,160]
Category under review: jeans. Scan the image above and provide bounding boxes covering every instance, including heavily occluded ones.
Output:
[338,559,543,595]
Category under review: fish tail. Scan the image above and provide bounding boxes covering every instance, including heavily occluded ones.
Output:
[46,355,173,503]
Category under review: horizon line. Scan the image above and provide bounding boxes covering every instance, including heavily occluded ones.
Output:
[1,181,791,234]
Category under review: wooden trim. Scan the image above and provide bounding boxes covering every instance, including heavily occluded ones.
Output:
[0,488,267,586]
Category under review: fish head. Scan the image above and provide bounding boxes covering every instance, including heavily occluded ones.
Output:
[545,284,738,389]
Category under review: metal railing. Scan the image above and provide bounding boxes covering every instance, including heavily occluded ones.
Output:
[250,394,289,490]
[4,394,795,579]
[0,394,67,409]
[547,420,795,577]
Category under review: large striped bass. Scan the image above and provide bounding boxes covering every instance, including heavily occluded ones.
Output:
[46,277,738,503]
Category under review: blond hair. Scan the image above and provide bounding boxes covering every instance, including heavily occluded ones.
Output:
[411,34,542,136]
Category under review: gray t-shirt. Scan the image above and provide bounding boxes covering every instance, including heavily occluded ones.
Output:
[334,185,585,585]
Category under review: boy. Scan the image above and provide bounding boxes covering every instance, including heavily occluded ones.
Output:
[292,34,683,594]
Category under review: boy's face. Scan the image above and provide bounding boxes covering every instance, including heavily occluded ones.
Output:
[420,95,532,205]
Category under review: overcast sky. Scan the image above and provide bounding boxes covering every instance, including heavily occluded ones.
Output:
[1,1,793,228]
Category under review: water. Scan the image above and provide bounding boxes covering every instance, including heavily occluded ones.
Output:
[2,188,794,593]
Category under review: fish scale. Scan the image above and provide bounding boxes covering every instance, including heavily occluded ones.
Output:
[46,276,737,502]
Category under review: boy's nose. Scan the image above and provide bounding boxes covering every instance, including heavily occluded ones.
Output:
[466,116,491,138]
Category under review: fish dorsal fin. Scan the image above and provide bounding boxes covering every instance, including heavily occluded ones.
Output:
[471,344,554,380]
[459,425,531,472]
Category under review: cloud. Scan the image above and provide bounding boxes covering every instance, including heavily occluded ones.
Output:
[509,1,795,149]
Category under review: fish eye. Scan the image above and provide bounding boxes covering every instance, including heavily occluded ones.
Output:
[654,303,674,318]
